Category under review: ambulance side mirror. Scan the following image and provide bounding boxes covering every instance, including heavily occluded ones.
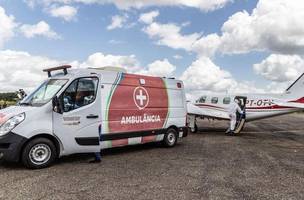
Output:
[52,96,63,114]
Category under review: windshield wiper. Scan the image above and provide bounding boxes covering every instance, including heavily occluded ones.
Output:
[19,102,32,106]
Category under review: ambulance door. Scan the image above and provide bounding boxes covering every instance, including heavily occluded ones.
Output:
[53,76,101,155]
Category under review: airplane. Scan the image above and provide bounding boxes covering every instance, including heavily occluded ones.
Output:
[187,72,304,134]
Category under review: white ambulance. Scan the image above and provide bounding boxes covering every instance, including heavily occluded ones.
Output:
[0,65,188,168]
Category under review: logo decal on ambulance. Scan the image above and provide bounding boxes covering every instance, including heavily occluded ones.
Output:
[107,74,169,133]
[133,86,149,110]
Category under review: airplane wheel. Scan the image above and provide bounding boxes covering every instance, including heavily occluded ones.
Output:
[190,124,198,133]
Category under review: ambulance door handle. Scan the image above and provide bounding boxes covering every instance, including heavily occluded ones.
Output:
[87,114,99,119]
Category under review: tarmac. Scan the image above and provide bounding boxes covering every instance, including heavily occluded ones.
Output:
[0,113,303,200]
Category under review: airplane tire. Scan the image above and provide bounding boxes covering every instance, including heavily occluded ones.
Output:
[190,124,198,133]
[21,138,57,169]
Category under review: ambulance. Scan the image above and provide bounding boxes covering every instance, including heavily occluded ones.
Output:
[0,65,188,168]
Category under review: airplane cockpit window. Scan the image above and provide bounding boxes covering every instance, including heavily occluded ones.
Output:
[198,96,207,103]
[223,97,231,104]
[211,97,218,104]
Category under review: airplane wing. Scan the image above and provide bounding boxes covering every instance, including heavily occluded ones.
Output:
[187,102,230,120]
[274,100,304,109]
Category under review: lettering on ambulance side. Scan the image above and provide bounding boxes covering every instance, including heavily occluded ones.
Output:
[246,99,275,107]
[0,113,7,124]
[108,74,169,133]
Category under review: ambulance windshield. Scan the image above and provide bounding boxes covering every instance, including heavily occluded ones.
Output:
[20,79,68,107]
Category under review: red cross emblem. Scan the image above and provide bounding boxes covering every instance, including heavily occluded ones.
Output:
[133,86,149,110]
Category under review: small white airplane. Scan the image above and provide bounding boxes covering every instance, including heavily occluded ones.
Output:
[187,72,304,134]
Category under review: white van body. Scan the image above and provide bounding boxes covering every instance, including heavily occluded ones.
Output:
[0,67,188,168]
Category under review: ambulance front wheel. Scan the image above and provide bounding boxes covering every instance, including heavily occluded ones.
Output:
[21,138,57,169]
[163,128,178,147]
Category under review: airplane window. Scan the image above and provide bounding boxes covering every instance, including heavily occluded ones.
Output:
[199,96,207,103]
[223,97,231,104]
[211,97,218,104]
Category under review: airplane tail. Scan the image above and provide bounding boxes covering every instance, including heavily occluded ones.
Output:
[283,72,304,103]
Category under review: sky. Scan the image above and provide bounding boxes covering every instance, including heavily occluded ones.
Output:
[0,0,304,100]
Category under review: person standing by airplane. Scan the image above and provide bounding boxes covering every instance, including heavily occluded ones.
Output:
[227,98,243,135]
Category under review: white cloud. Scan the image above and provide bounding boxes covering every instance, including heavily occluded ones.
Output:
[180,57,268,101]
[173,54,182,60]
[49,5,78,21]
[0,50,179,92]
[20,21,61,39]
[253,54,304,82]
[266,82,290,94]
[110,0,232,11]
[0,50,140,92]
[192,34,221,57]
[109,39,125,44]
[181,57,236,92]
[0,6,17,48]
[137,0,304,97]
[81,52,140,72]
[139,10,159,24]
[195,0,304,55]
[107,14,128,30]
[0,50,64,92]
[139,13,216,57]
[144,22,201,51]
[140,59,176,77]
[24,0,232,12]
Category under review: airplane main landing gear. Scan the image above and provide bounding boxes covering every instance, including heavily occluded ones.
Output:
[188,115,198,133]
[190,123,198,133]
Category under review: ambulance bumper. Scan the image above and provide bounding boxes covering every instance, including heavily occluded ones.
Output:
[0,132,27,162]
[179,127,188,138]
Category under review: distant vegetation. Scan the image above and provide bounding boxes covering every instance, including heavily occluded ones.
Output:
[0,92,18,109]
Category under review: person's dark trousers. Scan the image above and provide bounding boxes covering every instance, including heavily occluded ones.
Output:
[95,152,101,161]
[90,152,101,163]
[90,124,102,163]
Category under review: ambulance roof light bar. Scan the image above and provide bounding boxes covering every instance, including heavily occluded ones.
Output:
[43,65,72,77]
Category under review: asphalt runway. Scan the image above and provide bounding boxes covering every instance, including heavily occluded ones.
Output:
[0,114,303,200]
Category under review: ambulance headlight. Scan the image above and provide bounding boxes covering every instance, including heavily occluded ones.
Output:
[0,113,25,136]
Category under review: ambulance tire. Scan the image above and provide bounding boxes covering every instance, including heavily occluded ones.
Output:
[163,128,178,147]
[21,138,57,169]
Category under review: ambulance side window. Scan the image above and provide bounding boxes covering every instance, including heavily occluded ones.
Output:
[62,77,98,112]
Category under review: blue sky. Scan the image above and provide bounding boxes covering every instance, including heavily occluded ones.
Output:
[0,0,303,99]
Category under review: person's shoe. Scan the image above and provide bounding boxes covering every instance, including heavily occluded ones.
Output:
[89,159,101,163]
[229,131,235,136]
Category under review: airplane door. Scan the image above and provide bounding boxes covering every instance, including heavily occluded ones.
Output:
[234,96,247,134]
[53,76,101,156]
[235,96,247,111]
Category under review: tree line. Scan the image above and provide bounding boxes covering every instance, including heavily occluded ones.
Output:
[0,92,18,109]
